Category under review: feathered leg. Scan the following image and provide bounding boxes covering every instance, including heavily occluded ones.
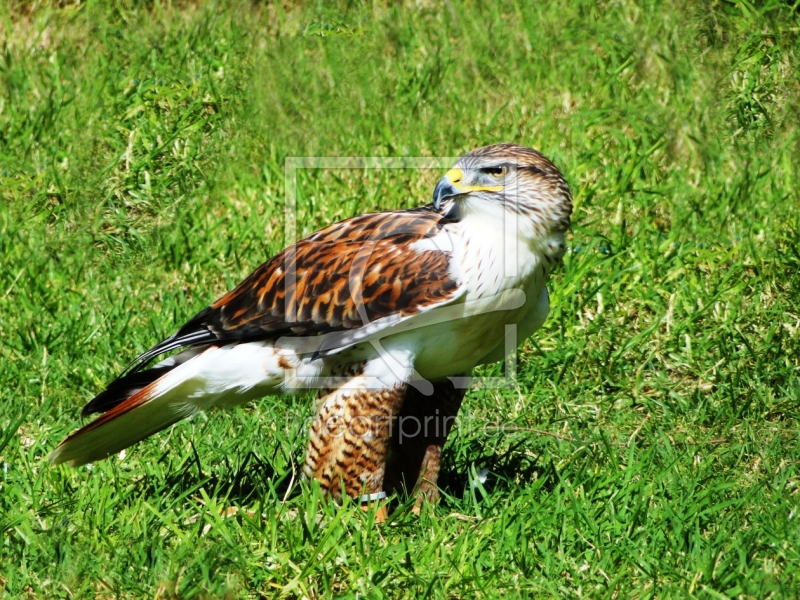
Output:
[303,362,406,503]
[383,378,467,508]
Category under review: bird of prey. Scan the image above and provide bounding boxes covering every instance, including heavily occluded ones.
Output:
[50,143,572,509]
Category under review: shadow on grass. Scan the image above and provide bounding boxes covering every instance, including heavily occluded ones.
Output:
[128,447,305,507]
[438,440,558,503]
[121,436,556,513]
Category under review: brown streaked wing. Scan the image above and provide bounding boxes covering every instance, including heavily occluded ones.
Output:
[130,206,460,370]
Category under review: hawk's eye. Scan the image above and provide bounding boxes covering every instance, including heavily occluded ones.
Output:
[484,165,508,178]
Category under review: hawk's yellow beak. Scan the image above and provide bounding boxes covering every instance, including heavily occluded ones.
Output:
[432,167,504,210]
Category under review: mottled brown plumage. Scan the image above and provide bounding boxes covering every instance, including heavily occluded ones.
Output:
[208,207,459,336]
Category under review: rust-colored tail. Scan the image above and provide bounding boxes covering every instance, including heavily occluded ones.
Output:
[49,351,207,467]
[49,376,190,467]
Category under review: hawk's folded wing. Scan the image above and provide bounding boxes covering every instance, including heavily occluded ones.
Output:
[81,206,464,416]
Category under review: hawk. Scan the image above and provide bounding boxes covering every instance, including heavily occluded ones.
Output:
[50,143,572,509]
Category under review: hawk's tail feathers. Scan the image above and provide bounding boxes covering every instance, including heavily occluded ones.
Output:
[49,343,279,467]
[48,361,200,467]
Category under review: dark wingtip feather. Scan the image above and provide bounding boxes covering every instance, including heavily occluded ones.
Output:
[82,346,207,416]
[81,365,175,416]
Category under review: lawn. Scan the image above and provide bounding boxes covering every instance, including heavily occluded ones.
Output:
[1,0,799,597]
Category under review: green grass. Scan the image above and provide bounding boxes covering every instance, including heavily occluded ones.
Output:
[2,0,800,597]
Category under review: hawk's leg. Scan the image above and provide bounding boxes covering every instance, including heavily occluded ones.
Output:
[303,362,406,505]
[383,377,468,509]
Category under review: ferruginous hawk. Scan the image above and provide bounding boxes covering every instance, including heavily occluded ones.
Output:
[50,143,572,509]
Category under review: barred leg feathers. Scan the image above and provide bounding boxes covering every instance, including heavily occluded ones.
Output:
[303,358,411,500]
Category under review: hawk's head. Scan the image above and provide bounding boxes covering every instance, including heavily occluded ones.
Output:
[433,143,572,235]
